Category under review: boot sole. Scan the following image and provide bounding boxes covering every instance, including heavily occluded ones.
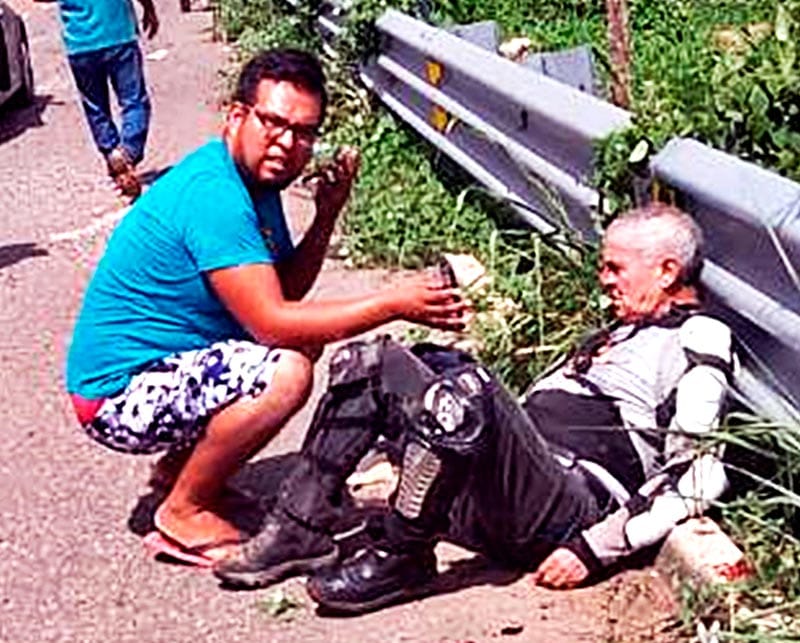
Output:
[308,577,434,615]
[214,546,339,589]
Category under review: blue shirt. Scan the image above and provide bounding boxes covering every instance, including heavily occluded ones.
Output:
[57,0,138,55]
[66,139,294,398]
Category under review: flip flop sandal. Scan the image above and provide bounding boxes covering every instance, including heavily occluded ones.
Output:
[142,531,241,568]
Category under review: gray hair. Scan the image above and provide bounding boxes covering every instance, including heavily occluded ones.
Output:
[606,203,704,284]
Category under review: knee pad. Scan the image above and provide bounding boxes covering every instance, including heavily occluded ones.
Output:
[395,440,444,520]
[300,338,395,476]
[411,365,494,455]
[394,365,495,521]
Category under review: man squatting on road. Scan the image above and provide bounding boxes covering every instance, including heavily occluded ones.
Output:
[65,49,469,563]
[213,203,737,614]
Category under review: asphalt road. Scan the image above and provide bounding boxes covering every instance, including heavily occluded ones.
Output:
[0,2,679,641]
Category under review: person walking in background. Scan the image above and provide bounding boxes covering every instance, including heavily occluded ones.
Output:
[56,0,159,199]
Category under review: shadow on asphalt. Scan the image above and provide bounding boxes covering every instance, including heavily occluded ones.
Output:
[0,94,57,146]
[0,241,49,269]
[127,451,524,605]
[127,452,300,537]
[139,166,173,187]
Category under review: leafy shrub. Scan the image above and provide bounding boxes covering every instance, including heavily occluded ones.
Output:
[601,1,800,207]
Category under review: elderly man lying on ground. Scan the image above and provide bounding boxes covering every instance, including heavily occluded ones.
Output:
[214,203,735,613]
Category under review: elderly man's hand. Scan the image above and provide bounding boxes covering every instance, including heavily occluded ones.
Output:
[531,547,589,589]
[310,146,360,223]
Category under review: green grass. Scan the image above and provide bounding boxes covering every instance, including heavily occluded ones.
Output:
[327,110,604,390]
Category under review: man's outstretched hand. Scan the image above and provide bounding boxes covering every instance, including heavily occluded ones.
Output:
[388,273,471,332]
[309,146,361,222]
[531,547,589,589]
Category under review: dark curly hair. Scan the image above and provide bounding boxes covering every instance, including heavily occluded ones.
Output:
[233,49,328,118]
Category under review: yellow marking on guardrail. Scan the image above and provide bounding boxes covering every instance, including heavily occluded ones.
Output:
[424,60,444,86]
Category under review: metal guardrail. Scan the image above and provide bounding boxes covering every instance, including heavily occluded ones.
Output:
[652,139,800,422]
[299,5,799,420]
[360,10,631,239]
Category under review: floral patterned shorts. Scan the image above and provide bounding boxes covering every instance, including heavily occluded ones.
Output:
[83,340,282,454]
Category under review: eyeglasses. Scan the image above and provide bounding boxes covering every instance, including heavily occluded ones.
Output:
[245,105,319,146]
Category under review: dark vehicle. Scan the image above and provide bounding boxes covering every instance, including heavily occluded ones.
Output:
[0,1,33,108]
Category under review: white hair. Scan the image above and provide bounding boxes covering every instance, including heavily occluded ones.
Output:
[606,203,704,284]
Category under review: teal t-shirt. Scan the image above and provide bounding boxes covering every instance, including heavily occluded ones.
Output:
[57,0,138,55]
[66,138,294,398]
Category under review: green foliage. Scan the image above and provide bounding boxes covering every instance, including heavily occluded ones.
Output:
[255,588,304,621]
[598,1,800,211]
[333,114,492,266]
[471,236,603,390]
[219,0,321,54]
[328,111,603,390]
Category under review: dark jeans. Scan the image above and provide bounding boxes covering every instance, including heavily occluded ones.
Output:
[68,41,151,164]
[278,342,604,570]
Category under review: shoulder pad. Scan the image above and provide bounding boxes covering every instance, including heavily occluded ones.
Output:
[679,315,734,378]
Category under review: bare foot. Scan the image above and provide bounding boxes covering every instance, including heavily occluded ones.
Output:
[154,503,243,556]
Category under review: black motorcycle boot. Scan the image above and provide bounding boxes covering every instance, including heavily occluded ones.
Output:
[213,507,338,589]
[214,455,344,589]
[306,544,437,614]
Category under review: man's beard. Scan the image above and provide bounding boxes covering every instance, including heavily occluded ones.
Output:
[238,159,300,192]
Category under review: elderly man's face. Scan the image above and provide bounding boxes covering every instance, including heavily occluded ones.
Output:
[598,227,674,322]
[226,79,322,188]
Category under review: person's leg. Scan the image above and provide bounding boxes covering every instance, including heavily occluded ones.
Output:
[85,341,312,557]
[107,41,151,165]
[443,384,604,566]
[308,361,600,613]
[155,348,313,549]
[67,50,120,158]
[214,338,437,587]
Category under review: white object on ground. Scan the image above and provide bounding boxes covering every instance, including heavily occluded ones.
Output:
[146,49,170,62]
[499,37,532,62]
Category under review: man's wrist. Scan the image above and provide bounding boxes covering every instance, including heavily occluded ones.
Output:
[314,203,340,227]
[374,289,400,322]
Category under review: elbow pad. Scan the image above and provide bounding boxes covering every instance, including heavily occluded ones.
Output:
[624,454,728,549]
[679,315,734,381]
[672,365,728,434]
